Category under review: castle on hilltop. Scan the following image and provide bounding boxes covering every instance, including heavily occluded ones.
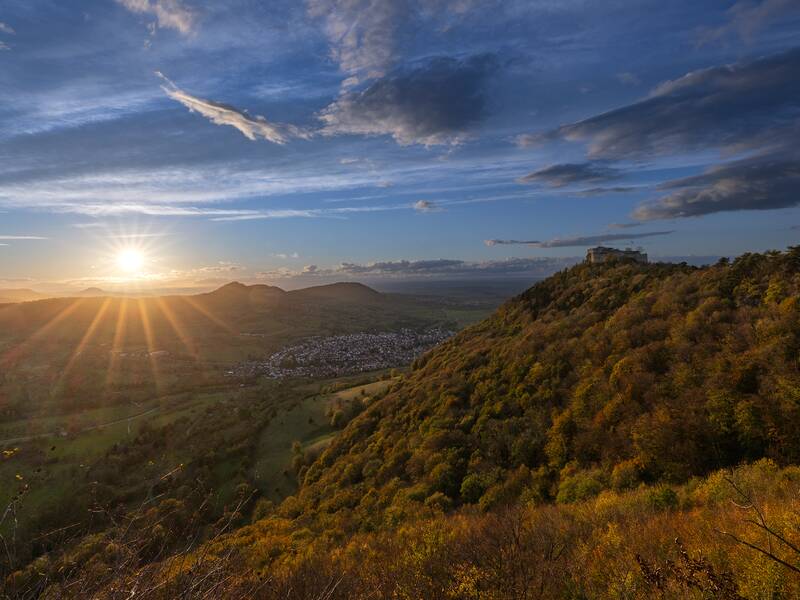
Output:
[586,246,648,264]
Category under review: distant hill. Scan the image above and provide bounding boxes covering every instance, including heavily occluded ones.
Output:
[0,279,459,370]
[0,288,50,304]
[287,282,383,303]
[199,281,287,308]
[78,287,107,297]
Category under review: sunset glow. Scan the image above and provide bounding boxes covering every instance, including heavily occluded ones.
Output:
[116,249,145,274]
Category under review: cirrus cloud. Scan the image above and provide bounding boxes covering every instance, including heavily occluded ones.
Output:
[517,162,621,187]
[157,72,310,144]
[116,0,197,35]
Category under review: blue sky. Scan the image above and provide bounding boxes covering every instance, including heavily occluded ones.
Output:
[0,0,799,291]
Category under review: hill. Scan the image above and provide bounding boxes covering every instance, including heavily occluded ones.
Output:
[289,250,800,529]
[0,289,50,304]
[288,282,383,303]
[77,287,107,297]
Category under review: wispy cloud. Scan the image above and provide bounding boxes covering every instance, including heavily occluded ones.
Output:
[116,0,197,35]
[157,72,309,143]
[0,22,14,35]
[307,0,402,86]
[0,235,48,240]
[575,186,639,197]
[517,163,621,187]
[608,222,642,230]
[485,230,673,248]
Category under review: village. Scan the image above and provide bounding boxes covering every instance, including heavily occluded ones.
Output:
[228,328,454,379]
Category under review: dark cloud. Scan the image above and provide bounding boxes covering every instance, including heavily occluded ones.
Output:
[517,163,621,187]
[275,257,581,279]
[608,222,642,229]
[520,48,800,159]
[486,230,673,248]
[340,259,464,274]
[576,186,638,196]
[318,54,498,146]
[633,153,800,220]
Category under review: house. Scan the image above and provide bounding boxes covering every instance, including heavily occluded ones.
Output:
[586,246,648,264]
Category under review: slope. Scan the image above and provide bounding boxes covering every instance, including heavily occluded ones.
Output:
[289,249,800,532]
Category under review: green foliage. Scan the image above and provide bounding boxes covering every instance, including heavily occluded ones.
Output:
[556,468,607,504]
[647,485,679,510]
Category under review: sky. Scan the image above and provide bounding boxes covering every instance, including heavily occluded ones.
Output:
[0,0,799,292]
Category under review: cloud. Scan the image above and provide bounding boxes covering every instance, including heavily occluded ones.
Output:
[575,186,639,196]
[307,0,403,85]
[318,54,498,146]
[608,222,642,230]
[306,0,486,86]
[520,48,800,159]
[262,257,582,280]
[413,200,440,213]
[116,0,197,35]
[633,153,800,220]
[517,163,621,187]
[0,235,47,240]
[0,22,14,35]
[486,230,673,248]
[157,73,308,143]
[0,42,9,51]
[700,0,800,44]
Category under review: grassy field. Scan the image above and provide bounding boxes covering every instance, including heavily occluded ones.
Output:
[252,376,396,502]
[0,371,398,555]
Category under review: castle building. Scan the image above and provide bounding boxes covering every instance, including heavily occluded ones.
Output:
[586,246,648,264]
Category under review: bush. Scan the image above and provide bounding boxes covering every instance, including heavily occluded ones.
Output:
[648,486,679,510]
[424,492,452,512]
[556,469,607,504]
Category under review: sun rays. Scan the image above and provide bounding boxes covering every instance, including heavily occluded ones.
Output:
[0,218,238,406]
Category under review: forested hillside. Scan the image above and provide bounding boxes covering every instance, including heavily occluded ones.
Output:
[291,249,800,531]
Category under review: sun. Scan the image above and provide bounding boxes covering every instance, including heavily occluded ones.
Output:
[116,248,145,274]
